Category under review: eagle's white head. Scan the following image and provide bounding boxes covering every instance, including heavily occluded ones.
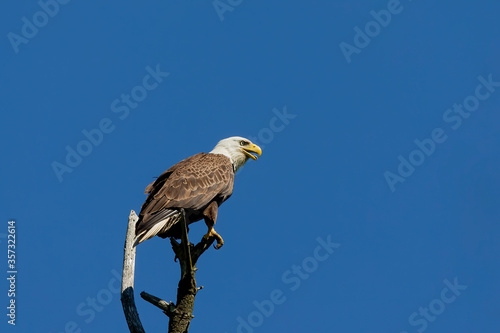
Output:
[209,136,262,172]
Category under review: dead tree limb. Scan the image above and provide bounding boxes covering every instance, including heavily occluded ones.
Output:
[165,209,215,332]
[121,209,216,333]
[121,210,146,333]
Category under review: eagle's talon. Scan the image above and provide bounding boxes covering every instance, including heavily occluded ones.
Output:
[203,229,224,249]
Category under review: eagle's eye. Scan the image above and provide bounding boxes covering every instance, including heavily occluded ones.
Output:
[240,140,247,146]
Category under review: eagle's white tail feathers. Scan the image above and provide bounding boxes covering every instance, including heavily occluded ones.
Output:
[134,211,182,246]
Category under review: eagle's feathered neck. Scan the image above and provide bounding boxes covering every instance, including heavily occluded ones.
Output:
[209,145,249,173]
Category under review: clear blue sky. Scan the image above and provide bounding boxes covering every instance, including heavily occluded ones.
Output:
[2,1,500,332]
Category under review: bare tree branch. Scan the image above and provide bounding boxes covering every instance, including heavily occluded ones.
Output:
[121,210,146,333]
[164,209,215,333]
[140,291,176,317]
[121,209,217,333]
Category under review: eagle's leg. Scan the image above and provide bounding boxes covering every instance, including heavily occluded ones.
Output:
[202,202,224,249]
[203,224,224,249]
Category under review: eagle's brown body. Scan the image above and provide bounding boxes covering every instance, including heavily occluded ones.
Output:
[135,153,235,245]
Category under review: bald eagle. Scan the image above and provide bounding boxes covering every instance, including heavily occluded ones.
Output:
[134,137,262,248]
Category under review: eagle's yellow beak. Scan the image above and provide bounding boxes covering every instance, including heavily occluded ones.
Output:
[241,144,262,160]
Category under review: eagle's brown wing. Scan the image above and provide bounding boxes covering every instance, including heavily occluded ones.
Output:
[135,153,234,244]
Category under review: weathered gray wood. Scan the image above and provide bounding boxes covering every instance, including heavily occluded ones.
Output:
[140,291,176,316]
[121,209,216,333]
[121,210,146,333]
